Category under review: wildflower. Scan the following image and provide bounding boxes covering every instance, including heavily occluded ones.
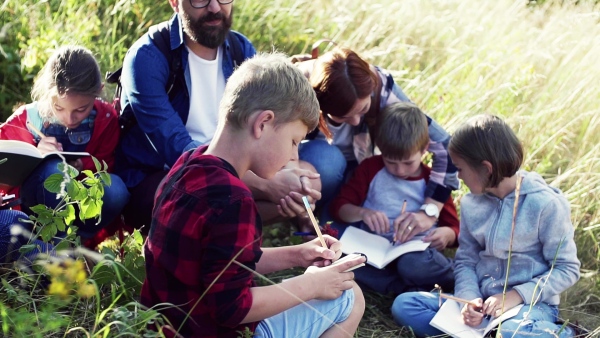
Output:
[48,281,69,298]
[77,283,96,298]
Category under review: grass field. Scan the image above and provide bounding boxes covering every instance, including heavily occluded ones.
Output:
[1,0,600,336]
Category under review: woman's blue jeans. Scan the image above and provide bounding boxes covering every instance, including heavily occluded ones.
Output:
[299,140,346,212]
[21,158,130,240]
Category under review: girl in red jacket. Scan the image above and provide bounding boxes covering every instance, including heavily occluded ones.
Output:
[0,46,129,242]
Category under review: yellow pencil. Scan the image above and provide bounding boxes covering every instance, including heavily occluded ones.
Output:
[27,121,45,138]
[392,200,407,245]
[302,196,327,248]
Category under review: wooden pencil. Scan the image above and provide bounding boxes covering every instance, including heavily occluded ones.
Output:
[27,121,45,138]
[301,196,327,248]
[392,200,407,245]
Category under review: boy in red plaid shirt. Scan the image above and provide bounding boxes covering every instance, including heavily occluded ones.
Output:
[141,52,366,338]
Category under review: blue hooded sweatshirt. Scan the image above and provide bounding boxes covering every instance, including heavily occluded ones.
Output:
[454,171,580,305]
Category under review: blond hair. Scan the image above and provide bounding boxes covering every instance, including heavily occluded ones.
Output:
[220,52,319,131]
[31,45,102,119]
[376,102,429,160]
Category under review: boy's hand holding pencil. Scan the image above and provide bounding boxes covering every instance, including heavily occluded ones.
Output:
[392,200,408,245]
[300,196,366,272]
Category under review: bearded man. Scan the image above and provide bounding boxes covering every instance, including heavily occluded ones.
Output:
[116,0,322,230]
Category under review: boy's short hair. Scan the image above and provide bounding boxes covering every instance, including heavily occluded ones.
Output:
[220,52,319,131]
[375,102,429,160]
[449,114,523,188]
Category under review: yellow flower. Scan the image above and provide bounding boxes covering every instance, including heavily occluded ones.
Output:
[77,283,96,299]
[48,281,69,298]
[45,263,63,277]
[75,270,87,284]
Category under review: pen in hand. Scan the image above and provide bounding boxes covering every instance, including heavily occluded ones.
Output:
[392,200,407,245]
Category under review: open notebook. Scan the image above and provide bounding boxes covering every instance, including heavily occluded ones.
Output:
[430,299,524,338]
[339,226,430,269]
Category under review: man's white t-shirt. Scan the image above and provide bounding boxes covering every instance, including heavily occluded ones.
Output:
[185,46,225,145]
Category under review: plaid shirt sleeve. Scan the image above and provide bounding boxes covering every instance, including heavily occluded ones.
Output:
[141,151,263,337]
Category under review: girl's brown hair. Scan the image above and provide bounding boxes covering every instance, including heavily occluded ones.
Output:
[449,114,523,188]
[310,47,378,137]
[31,46,102,119]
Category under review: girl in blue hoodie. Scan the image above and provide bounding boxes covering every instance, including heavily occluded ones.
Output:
[392,115,580,337]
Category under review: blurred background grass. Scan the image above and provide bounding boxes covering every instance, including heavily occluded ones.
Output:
[1,0,600,336]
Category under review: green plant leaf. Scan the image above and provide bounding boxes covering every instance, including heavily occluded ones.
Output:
[53,218,65,232]
[79,197,102,220]
[82,170,96,179]
[18,244,37,254]
[54,240,70,251]
[132,230,143,246]
[92,156,102,172]
[44,173,65,193]
[58,162,79,178]
[39,224,56,242]
[64,204,76,225]
[99,172,112,186]
[29,204,50,214]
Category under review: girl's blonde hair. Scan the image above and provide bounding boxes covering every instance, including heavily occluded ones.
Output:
[31,45,102,119]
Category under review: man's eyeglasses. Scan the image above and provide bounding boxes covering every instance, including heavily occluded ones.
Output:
[189,0,234,9]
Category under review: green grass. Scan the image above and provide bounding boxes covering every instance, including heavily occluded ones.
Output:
[1,0,600,336]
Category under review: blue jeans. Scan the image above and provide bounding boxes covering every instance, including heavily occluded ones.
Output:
[0,209,54,263]
[392,292,574,338]
[353,247,454,296]
[254,289,355,338]
[21,159,130,239]
[299,140,347,213]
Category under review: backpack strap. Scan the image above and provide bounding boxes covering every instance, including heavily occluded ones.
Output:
[148,20,184,101]
[363,68,383,145]
[226,32,245,69]
[25,102,44,142]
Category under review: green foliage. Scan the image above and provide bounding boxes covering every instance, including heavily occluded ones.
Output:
[0,0,171,119]
[26,160,107,243]
[0,156,166,336]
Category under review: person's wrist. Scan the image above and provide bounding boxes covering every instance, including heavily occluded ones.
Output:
[419,203,440,219]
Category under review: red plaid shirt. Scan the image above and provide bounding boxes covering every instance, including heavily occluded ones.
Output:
[141,146,263,337]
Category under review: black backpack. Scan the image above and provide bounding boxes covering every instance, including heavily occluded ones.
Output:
[105,19,246,133]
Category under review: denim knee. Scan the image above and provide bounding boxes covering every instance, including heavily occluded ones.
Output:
[0,210,30,262]
[21,159,64,209]
[396,248,454,291]
[100,174,130,223]
[392,292,442,337]
[299,140,346,206]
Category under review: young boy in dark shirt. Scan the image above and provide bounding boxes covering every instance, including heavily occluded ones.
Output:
[141,53,366,338]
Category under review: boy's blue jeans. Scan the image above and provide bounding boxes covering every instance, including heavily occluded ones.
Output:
[254,289,355,337]
[21,158,130,239]
[392,291,574,338]
[353,247,454,295]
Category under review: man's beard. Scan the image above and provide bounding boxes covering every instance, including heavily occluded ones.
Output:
[181,8,233,49]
